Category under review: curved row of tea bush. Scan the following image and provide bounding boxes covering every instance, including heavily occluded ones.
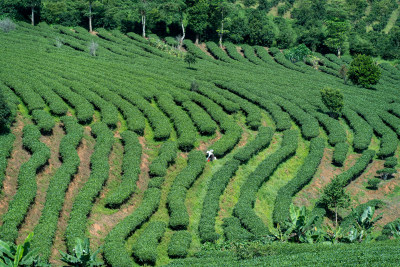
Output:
[149,141,178,177]
[181,101,217,135]
[206,42,234,63]
[65,122,114,252]
[196,85,240,114]
[32,110,55,134]
[168,230,192,258]
[0,133,15,189]
[103,188,161,266]
[105,131,142,208]
[224,42,248,63]
[233,130,298,237]
[168,150,206,230]
[31,116,83,260]
[342,108,373,151]
[132,221,166,265]
[272,137,325,225]
[241,44,265,65]
[156,94,197,151]
[0,124,50,242]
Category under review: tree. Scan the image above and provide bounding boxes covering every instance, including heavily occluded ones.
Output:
[184,51,196,68]
[324,18,350,57]
[0,232,43,266]
[348,206,382,242]
[347,54,381,88]
[59,238,102,267]
[20,0,41,25]
[161,0,188,49]
[0,90,12,133]
[187,0,209,44]
[320,87,344,118]
[320,178,350,227]
[376,168,396,180]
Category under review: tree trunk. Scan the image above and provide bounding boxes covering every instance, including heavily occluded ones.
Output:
[179,21,185,50]
[89,1,93,32]
[195,34,199,45]
[335,205,338,227]
[219,20,224,48]
[142,14,146,38]
[337,47,341,58]
[31,6,34,25]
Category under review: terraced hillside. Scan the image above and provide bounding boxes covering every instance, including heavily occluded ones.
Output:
[0,22,400,265]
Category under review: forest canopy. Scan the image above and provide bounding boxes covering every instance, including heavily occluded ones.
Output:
[1,0,399,59]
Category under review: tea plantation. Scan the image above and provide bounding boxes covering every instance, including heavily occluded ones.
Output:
[0,22,399,266]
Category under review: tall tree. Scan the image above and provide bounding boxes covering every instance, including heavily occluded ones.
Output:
[324,18,350,57]
[161,0,188,49]
[20,0,41,25]
[320,178,350,227]
[187,0,209,44]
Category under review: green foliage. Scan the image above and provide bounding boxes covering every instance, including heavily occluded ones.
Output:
[168,231,192,258]
[0,133,15,189]
[184,51,197,68]
[348,54,382,88]
[284,44,312,63]
[168,150,205,230]
[132,221,166,265]
[104,188,161,267]
[273,137,325,225]
[384,156,397,168]
[0,18,16,33]
[31,110,55,134]
[346,206,382,243]
[320,177,350,226]
[320,87,344,118]
[65,123,114,252]
[60,238,102,267]
[332,142,349,166]
[324,18,350,57]
[367,178,381,190]
[233,130,298,238]
[104,131,142,208]
[149,141,177,177]
[376,168,396,180]
[0,90,13,133]
[0,233,43,267]
[31,116,83,261]
[0,125,50,243]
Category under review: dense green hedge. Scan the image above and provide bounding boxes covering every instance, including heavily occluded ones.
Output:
[149,141,177,177]
[65,122,114,252]
[223,217,255,241]
[224,42,248,63]
[104,188,161,267]
[181,101,217,135]
[241,44,265,65]
[0,133,15,189]
[206,42,235,63]
[273,137,325,225]
[233,130,298,237]
[199,159,241,243]
[156,94,197,151]
[32,109,55,134]
[168,150,205,230]
[340,200,384,229]
[105,131,142,208]
[333,142,349,166]
[269,47,307,73]
[233,127,274,164]
[132,221,166,265]
[196,85,240,114]
[168,231,192,258]
[31,116,83,260]
[0,124,50,242]
[342,108,373,151]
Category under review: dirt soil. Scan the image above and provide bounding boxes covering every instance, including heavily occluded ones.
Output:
[196,43,215,59]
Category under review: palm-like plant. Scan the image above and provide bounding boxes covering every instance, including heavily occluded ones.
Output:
[0,232,43,266]
[346,206,382,242]
[59,238,102,267]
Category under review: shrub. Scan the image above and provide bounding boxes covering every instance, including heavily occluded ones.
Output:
[320,87,344,118]
[132,221,166,265]
[0,18,16,33]
[348,54,381,88]
[367,178,381,190]
[168,231,192,258]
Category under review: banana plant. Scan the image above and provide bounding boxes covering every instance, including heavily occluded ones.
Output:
[59,238,102,267]
[345,206,382,243]
[0,232,43,267]
[272,205,324,243]
[387,222,400,238]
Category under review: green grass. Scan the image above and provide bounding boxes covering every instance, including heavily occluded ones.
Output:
[384,4,400,34]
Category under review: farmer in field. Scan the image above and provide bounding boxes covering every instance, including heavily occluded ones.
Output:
[206,149,216,162]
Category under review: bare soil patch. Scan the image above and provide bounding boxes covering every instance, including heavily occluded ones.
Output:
[196,43,215,59]
[236,46,245,57]
[197,131,222,152]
